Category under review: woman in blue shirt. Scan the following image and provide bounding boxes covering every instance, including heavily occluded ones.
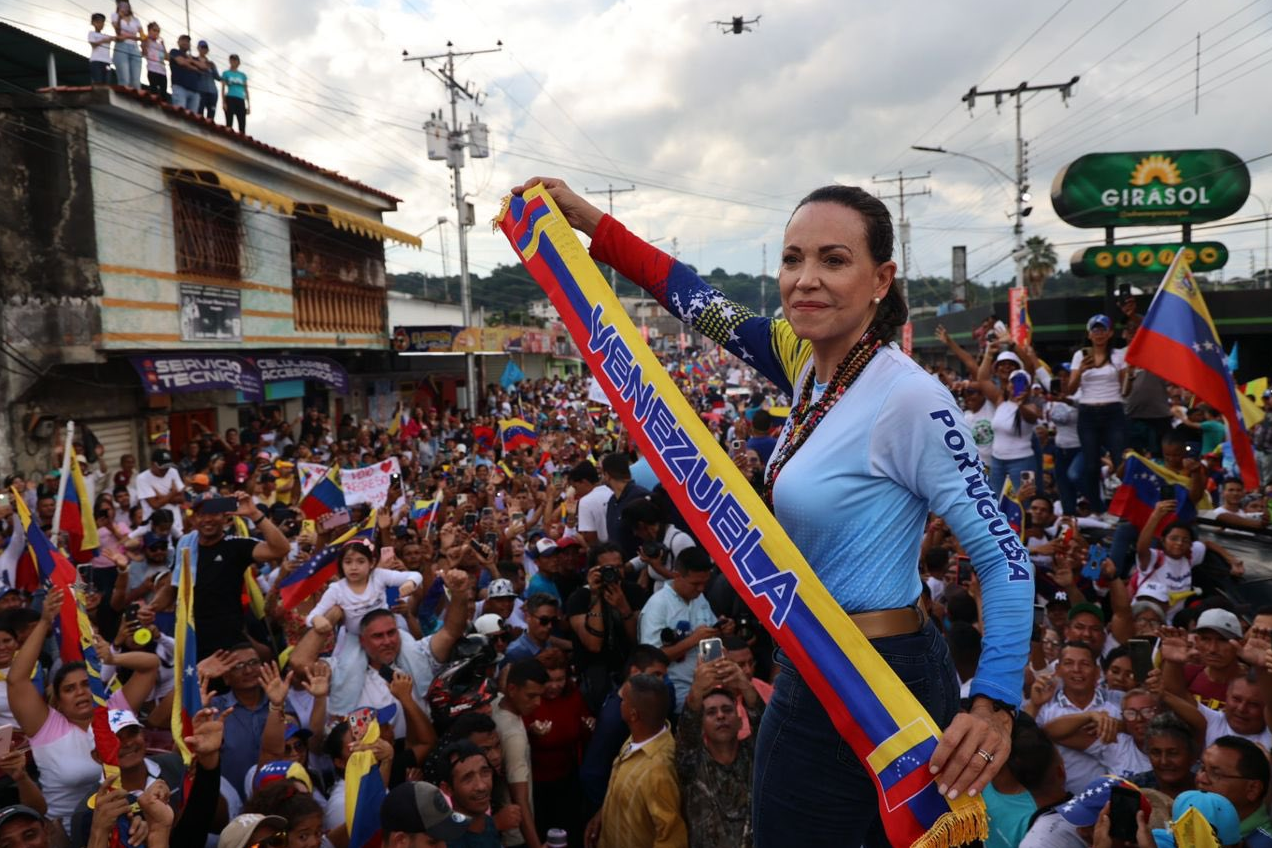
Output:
[513,177,1033,847]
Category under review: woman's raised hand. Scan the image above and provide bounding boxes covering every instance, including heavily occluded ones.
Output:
[510,177,605,236]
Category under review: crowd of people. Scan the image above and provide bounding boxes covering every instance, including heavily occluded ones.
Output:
[0,187,1269,848]
[87,1,251,133]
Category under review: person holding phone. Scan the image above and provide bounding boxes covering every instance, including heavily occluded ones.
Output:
[984,367,1042,499]
[1067,315,1128,512]
[518,177,1032,844]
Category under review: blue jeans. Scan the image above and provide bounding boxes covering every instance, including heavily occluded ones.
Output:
[990,454,1036,499]
[1053,446,1081,516]
[1077,403,1128,511]
[113,42,142,88]
[172,84,202,112]
[753,621,959,847]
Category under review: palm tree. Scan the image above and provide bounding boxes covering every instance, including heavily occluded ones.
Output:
[1023,236,1058,298]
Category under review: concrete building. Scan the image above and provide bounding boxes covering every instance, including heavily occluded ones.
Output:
[0,80,421,475]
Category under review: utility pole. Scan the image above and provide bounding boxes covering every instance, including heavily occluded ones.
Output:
[405,41,501,415]
[586,185,636,289]
[959,77,1078,297]
[760,244,767,317]
[873,171,930,303]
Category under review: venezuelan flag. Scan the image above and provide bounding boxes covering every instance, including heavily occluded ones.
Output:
[1127,253,1260,489]
[59,456,100,563]
[344,715,387,848]
[472,425,496,450]
[499,417,538,451]
[277,513,376,610]
[998,479,1024,540]
[410,498,439,531]
[497,186,987,847]
[299,465,346,521]
[172,548,202,764]
[1109,452,1199,531]
[14,496,119,778]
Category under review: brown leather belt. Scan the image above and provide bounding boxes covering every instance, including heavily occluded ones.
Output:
[849,603,928,640]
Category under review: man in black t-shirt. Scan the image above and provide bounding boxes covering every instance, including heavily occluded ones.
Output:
[153,490,289,658]
[601,453,649,561]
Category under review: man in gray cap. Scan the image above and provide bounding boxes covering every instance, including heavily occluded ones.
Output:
[0,805,48,847]
[380,780,472,847]
[217,813,287,848]
[135,448,186,535]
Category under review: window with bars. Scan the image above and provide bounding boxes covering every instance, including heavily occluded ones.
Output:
[170,180,242,279]
[290,216,386,334]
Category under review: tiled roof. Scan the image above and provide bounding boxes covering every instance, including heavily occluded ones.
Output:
[38,84,403,205]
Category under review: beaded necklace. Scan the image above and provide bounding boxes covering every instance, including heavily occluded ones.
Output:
[762,326,883,507]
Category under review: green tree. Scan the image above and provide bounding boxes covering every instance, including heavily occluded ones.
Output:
[1023,236,1058,298]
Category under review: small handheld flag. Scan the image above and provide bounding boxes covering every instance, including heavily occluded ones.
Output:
[498,418,538,451]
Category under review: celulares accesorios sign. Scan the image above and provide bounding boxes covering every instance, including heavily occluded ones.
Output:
[1051,149,1249,228]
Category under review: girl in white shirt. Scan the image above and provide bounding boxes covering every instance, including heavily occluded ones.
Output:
[1067,314,1128,511]
[307,539,417,636]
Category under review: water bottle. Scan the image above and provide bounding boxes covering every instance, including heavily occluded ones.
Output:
[545,828,567,848]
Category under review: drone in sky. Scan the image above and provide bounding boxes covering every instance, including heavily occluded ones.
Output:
[713,15,760,34]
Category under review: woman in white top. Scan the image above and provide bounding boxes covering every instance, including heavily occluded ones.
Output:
[1067,314,1128,511]
[109,0,143,89]
[986,369,1041,498]
[8,587,159,835]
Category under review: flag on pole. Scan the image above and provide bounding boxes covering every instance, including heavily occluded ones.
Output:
[472,425,496,450]
[172,547,202,764]
[1108,452,1199,530]
[500,359,526,390]
[410,498,439,531]
[1127,253,1261,489]
[277,513,376,610]
[498,418,538,451]
[60,455,100,563]
[298,465,346,521]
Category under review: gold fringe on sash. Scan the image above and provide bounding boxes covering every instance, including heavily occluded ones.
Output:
[910,798,989,848]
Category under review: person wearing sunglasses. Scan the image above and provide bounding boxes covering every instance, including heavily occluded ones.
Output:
[504,594,564,664]
[242,781,323,848]
[218,812,287,848]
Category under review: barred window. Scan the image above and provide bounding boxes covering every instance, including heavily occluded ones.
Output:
[171,180,241,279]
[291,214,386,334]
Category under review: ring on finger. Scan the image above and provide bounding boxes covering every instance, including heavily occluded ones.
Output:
[976,748,994,764]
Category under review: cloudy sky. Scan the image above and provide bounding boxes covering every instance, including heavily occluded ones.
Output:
[10,0,1272,308]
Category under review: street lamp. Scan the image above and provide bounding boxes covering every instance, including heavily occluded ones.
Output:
[1250,194,1270,289]
[912,144,1034,297]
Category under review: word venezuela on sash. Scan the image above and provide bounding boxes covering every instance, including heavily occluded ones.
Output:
[496,184,986,848]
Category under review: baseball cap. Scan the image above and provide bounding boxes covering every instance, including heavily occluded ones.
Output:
[1171,790,1240,845]
[151,448,173,467]
[994,351,1023,368]
[197,39,208,47]
[189,490,221,512]
[0,806,43,829]
[217,814,288,848]
[143,531,169,549]
[1087,313,1113,331]
[283,722,313,742]
[190,473,211,487]
[1067,602,1105,624]
[107,708,143,735]
[233,462,250,483]
[533,538,558,558]
[1058,776,1144,827]
[1195,608,1243,640]
[454,443,468,454]
[1132,584,1169,606]
[1044,589,1070,608]
[75,454,88,464]
[487,578,517,599]
[473,613,506,636]
[555,536,582,549]
[380,781,471,840]
[253,760,312,793]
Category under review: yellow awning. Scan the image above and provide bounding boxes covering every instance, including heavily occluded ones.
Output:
[295,203,422,249]
[164,168,295,215]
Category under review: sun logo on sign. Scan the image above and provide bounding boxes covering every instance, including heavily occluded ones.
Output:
[1129,154,1182,187]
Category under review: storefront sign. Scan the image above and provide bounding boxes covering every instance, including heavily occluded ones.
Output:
[1051,149,1249,228]
[392,325,560,354]
[179,284,242,341]
[1070,242,1229,277]
[130,354,263,400]
[253,356,350,393]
